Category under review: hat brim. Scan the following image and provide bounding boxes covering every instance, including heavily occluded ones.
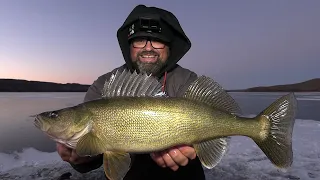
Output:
[128,31,171,43]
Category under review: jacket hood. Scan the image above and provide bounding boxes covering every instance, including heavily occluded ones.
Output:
[116,4,192,77]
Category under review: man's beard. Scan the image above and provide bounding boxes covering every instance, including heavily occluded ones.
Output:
[132,50,166,75]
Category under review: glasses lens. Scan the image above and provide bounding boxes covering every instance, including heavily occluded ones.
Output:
[132,39,147,48]
[132,39,165,49]
[151,41,165,49]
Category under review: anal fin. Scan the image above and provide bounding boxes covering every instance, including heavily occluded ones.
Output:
[103,151,131,180]
[193,138,229,169]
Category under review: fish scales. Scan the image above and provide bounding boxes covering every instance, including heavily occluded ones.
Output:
[83,97,263,152]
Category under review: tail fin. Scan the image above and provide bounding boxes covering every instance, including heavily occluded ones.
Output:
[254,93,297,169]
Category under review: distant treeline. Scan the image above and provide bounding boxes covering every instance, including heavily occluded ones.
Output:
[228,78,320,92]
[1,77,319,92]
[0,79,90,92]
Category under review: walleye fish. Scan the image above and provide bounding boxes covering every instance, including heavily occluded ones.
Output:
[34,69,297,180]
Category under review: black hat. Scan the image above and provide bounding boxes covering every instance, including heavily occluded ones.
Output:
[117,5,191,77]
[127,16,174,43]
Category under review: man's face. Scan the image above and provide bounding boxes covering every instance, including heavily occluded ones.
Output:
[130,37,169,75]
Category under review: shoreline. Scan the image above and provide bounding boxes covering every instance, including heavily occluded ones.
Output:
[1,78,320,93]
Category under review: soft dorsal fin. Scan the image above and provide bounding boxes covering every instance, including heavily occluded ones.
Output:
[102,69,166,98]
[184,76,241,114]
[186,76,239,169]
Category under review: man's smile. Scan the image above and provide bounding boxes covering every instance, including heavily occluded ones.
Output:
[139,55,158,63]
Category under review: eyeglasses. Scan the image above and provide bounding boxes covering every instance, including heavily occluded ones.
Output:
[131,38,166,49]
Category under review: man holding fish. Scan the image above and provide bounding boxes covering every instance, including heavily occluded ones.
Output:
[56,4,206,180]
[34,4,297,180]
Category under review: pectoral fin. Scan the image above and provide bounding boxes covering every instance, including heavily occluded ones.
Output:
[193,138,229,169]
[76,132,109,156]
[103,151,131,180]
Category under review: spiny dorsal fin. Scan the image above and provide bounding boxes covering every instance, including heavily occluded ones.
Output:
[184,76,241,114]
[102,69,166,98]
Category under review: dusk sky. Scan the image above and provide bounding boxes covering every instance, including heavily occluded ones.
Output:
[1,0,319,89]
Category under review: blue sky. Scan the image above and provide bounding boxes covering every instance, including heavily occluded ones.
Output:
[1,0,319,89]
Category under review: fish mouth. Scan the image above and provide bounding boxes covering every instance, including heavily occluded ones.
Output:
[33,115,76,148]
[34,115,43,129]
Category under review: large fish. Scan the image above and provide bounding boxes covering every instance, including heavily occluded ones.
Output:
[34,69,297,180]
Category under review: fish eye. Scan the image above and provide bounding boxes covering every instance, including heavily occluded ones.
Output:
[49,111,59,118]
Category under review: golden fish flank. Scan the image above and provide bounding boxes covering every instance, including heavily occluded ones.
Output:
[34,69,297,180]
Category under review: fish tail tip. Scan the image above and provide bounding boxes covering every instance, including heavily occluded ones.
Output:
[254,93,297,168]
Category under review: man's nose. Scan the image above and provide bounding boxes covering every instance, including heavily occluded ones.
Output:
[144,41,153,51]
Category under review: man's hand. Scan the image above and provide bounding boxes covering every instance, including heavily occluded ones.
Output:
[56,143,98,165]
[150,145,197,171]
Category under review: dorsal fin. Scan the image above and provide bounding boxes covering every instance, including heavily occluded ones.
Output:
[184,76,241,114]
[101,69,166,98]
